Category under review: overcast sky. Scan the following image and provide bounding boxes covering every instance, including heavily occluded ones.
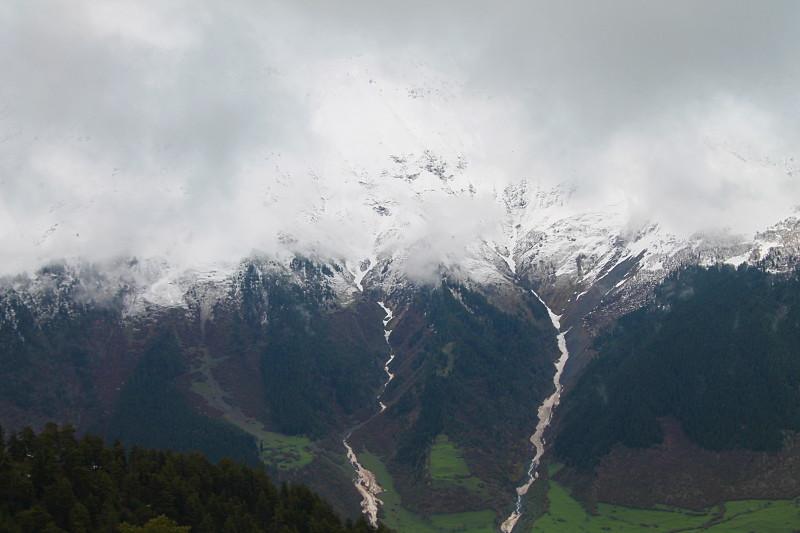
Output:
[1,0,799,274]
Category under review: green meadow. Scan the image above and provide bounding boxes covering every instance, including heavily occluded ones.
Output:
[531,476,800,532]
[429,510,497,533]
[259,431,314,470]
[429,434,484,493]
[359,450,497,533]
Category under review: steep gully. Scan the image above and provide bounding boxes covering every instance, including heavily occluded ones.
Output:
[500,291,571,533]
[342,261,395,526]
[342,260,571,529]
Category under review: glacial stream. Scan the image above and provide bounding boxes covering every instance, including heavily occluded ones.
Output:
[341,297,396,527]
[500,291,571,533]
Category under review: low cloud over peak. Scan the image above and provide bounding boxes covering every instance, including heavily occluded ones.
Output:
[1,1,798,275]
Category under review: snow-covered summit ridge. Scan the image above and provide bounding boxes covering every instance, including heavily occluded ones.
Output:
[725,214,800,272]
[12,43,798,284]
[0,253,361,328]
[5,166,800,326]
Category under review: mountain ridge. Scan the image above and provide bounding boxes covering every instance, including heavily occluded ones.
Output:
[2,182,799,529]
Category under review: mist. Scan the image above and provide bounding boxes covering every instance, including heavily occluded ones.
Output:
[1,0,799,276]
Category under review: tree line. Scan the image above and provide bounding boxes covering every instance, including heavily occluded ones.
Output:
[0,423,392,533]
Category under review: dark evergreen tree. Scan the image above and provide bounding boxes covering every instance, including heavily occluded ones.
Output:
[0,424,393,533]
[557,265,800,468]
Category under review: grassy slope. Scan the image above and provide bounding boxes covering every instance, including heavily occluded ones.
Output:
[359,451,435,532]
[531,478,800,532]
[429,511,497,533]
[188,352,316,471]
[429,434,483,493]
[359,451,497,533]
[260,432,315,470]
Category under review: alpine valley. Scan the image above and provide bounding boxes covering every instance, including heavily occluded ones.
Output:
[3,154,800,532]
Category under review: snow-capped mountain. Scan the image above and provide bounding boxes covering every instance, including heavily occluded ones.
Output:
[3,72,800,526]
[4,4,800,530]
[6,172,799,334]
[2,168,799,532]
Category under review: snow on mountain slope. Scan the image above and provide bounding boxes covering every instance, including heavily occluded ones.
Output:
[4,53,800,325]
[729,214,800,271]
[8,47,798,310]
[483,178,800,336]
[5,172,796,331]
[0,252,362,333]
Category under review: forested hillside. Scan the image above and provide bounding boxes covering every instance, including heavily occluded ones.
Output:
[105,331,260,466]
[352,279,560,517]
[392,280,554,470]
[0,423,391,533]
[556,264,800,469]
[0,259,388,484]
[9,259,800,526]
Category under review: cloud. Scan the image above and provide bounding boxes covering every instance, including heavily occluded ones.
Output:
[1,1,799,276]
